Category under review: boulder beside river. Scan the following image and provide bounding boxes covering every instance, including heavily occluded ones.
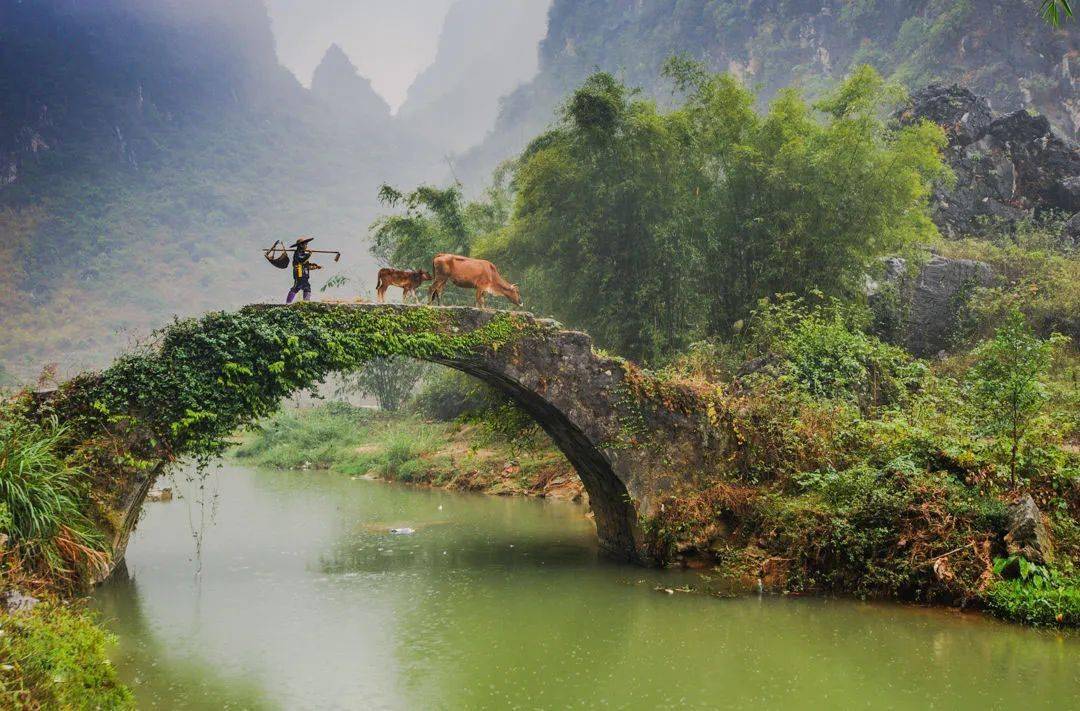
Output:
[1004,494,1054,566]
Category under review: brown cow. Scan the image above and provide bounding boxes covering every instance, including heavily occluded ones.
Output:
[376,268,433,303]
[428,254,522,309]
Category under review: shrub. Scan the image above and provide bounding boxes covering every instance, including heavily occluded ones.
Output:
[658,340,743,385]
[766,469,1006,598]
[0,410,107,581]
[746,294,926,408]
[410,369,539,446]
[938,228,1080,343]
[965,308,1066,485]
[0,604,133,709]
[983,558,1080,627]
[411,369,502,421]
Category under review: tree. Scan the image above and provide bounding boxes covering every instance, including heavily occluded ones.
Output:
[483,71,703,361]
[338,357,426,412]
[370,184,470,269]
[966,309,1064,486]
[483,64,949,363]
[370,167,513,271]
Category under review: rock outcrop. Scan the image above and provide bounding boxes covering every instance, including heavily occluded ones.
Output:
[1004,494,1053,566]
[899,84,1080,239]
[1,589,40,613]
[870,255,997,357]
[1064,212,1080,249]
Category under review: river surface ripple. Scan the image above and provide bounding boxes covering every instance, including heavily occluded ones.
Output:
[92,463,1080,710]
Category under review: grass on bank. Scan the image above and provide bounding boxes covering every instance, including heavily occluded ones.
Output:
[233,400,579,498]
[0,407,110,589]
[0,603,132,710]
[0,404,130,708]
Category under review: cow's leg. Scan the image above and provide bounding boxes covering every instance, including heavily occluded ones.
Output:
[429,278,445,304]
[376,286,386,304]
[476,289,486,309]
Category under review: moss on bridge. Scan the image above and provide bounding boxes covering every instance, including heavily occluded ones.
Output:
[52,304,537,457]
[24,301,725,574]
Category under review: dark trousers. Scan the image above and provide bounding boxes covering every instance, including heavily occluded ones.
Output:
[286,276,311,303]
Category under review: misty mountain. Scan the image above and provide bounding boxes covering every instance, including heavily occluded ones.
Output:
[458,0,1080,187]
[311,44,392,125]
[0,0,434,376]
[397,0,551,155]
[4,0,1076,378]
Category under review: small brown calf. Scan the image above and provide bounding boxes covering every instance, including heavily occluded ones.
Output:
[376,268,433,303]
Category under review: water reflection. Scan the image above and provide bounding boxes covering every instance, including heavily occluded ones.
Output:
[94,563,274,710]
[94,463,1080,710]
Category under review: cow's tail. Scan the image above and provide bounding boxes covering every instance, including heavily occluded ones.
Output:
[375,269,388,302]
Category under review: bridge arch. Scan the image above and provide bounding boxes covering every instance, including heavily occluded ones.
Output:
[37,303,708,575]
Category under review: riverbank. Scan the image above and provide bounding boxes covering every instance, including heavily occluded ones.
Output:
[234,376,1080,628]
[219,290,1080,628]
[0,403,134,709]
[233,403,585,502]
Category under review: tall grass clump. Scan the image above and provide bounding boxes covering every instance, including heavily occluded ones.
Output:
[0,411,107,581]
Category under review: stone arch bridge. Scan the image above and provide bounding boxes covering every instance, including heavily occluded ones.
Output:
[33,304,714,575]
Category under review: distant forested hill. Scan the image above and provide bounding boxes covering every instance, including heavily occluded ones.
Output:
[459,0,1079,186]
[0,0,435,377]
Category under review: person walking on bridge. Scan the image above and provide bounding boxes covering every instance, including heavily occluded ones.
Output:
[286,236,321,303]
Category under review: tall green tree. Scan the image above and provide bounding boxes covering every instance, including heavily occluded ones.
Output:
[482,72,703,361]
[685,63,950,338]
[482,64,949,362]
[370,167,513,271]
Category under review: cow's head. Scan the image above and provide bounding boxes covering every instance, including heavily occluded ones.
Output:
[506,283,523,306]
[418,270,434,282]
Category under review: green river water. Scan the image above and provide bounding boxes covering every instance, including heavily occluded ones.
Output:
[92,462,1079,710]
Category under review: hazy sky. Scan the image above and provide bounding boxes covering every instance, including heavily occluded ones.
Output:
[267,0,458,111]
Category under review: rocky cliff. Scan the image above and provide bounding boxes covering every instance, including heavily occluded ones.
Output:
[899,84,1080,239]
[459,0,1079,187]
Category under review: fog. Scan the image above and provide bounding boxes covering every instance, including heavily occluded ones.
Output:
[266,0,458,110]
